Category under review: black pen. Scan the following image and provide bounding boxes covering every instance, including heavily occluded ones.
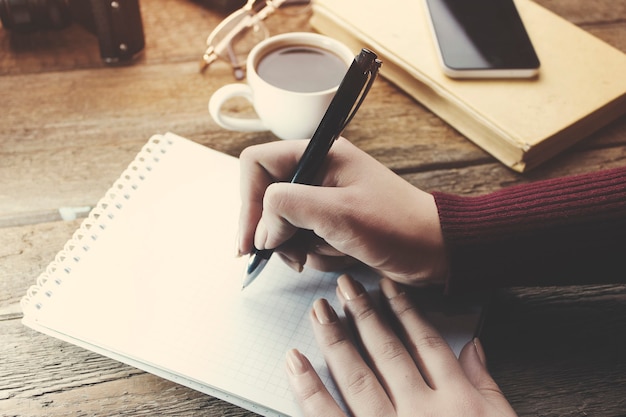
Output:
[242,48,382,289]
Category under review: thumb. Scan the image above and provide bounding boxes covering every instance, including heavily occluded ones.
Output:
[459,338,492,387]
[459,338,513,408]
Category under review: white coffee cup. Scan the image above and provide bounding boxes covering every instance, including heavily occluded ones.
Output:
[208,32,354,140]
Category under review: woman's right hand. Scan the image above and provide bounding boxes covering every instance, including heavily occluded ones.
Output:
[238,137,449,286]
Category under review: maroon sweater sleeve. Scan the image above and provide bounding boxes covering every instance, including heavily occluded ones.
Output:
[432,166,626,294]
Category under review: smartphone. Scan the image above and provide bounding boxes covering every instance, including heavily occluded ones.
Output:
[423,0,540,79]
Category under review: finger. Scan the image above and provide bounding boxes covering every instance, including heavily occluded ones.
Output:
[275,229,315,273]
[304,252,359,272]
[336,275,427,411]
[379,277,466,390]
[253,182,309,250]
[285,348,346,417]
[458,339,518,413]
[459,338,486,381]
[276,232,355,273]
[308,235,346,257]
[239,140,311,192]
[238,140,310,255]
[277,250,357,274]
[255,182,349,251]
[311,298,395,417]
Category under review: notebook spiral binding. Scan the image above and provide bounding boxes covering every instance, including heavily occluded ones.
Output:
[20,135,175,314]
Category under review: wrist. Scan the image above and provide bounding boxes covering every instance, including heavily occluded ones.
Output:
[397,188,449,287]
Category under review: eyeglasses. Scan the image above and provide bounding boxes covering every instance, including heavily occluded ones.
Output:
[199,0,312,80]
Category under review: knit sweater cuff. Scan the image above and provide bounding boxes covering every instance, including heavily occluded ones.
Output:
[432,167,626,294]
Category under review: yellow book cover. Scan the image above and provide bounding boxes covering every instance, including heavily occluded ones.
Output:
[310,0,626,172]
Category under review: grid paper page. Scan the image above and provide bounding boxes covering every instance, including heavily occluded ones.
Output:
[21,133,381,416]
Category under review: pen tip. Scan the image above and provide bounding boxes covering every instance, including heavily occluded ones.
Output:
[241,253,269,290]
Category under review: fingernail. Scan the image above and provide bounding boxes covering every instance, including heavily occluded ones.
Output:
[337,274,364,301]
[312,298,338,324]
[284,259,304,273]
[286,349,308,375]
[380,277,404,299]
[473,337,487,366]
[235,230,243,258]
[278,253,304,273]
[253,221,268,250]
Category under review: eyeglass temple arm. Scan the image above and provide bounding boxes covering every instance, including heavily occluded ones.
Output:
[199,0,311,72]
[200,0,283,72]
[280,0,310,5]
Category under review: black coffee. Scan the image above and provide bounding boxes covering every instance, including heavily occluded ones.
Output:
[256,45,347,93]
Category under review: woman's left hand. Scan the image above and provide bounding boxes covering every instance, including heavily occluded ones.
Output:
[285,275,517,417]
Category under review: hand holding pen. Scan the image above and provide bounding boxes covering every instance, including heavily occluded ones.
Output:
[236,135,450,289]
[241,49,381,288]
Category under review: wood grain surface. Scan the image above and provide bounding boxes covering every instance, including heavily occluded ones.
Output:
[1,0,625,415]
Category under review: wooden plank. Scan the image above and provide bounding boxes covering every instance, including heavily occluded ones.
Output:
[535,0,626,26]
[483,284,626,416]
[1,219,81,310]
[401,143,626,195]
[583,20,626,52]
[0,319,258,417]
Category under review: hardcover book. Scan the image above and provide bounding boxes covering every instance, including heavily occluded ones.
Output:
[310,0,626,172]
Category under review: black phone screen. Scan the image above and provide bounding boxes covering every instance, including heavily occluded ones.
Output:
[424,0,540,76]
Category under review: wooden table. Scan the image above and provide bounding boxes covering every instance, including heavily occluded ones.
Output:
[1,1,625,415]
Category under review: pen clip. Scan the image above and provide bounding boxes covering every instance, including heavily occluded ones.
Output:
[341,57,382,131]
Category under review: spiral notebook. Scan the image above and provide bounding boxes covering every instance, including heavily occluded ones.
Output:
[21,132,482,416]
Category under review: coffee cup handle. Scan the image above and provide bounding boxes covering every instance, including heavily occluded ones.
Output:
[208,83,267,132]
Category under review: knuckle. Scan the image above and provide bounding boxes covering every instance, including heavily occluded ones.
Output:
[263,183,299,215]
[238,144,254,162]
[238,143,263,165]
[348,298,377,322]
[385,294,451,354]
[261,185,294,231]
[388,294,418,317]
[262,183,283,208]
[413,334,448,352]
[298,381,327,403]
[343,367,376,397]
[313,318,351,351]
[377,340,406,362]
[319,329,350,351]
